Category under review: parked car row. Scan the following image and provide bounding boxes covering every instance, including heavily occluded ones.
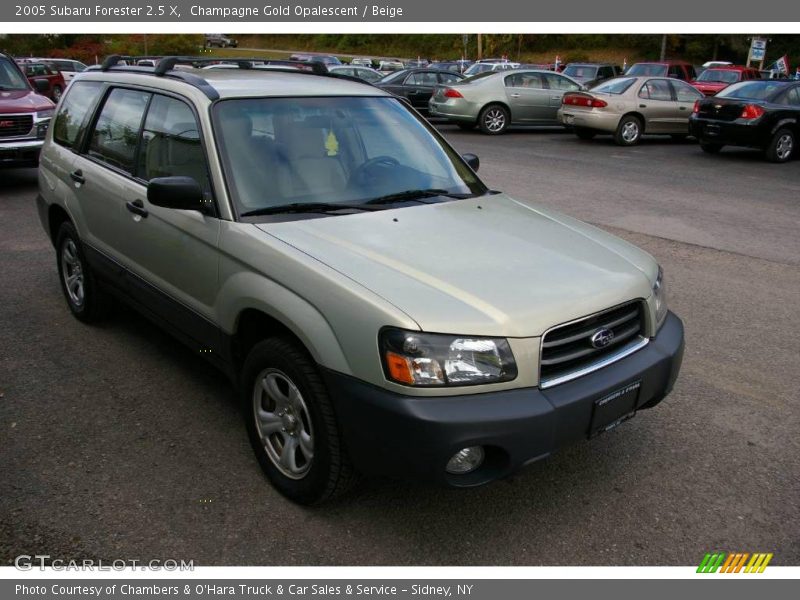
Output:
[426,67,799,163]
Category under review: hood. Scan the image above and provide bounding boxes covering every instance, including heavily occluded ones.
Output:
[0,89,54,113]
[256,195,657,338]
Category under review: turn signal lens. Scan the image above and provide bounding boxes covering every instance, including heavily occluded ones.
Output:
[443,88,463,98]
[740,104,765,119]
[385,351,415,385]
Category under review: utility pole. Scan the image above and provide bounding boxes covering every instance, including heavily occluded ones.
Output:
[477,34,482,60]
[659,34,667,61]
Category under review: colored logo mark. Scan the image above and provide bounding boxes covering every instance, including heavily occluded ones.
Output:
[697,552,773,573]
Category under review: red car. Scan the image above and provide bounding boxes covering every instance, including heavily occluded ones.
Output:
[21,62,67,102]
[691,66,761,96]
[626,61,697,81]
[1,53,55,168]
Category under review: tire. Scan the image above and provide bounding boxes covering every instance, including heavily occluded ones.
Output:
[765,128,795,163]
[52,85,63,102]
[242,337,356,505]
[700,142,723,154]
[456,121,477,131]
[478,104,510,135]
[614,115,643,146]
[574,127,596,140]
[55,221,111,323]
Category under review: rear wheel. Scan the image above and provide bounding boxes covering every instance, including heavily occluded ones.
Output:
[574,127,596,140]
[242,337,356,505]
[55,222,111,323]
[614,115,643,146]
[479,104,510,135]
[765,128,795,163]
[700,141,723,154]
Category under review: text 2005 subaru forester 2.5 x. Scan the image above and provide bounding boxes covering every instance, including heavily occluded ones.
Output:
[37,57,684,504]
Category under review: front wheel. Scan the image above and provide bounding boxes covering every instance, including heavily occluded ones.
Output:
[614,115,643,146]
[479,104,510,135]
[242,338,356,505]
[765,128,795,163]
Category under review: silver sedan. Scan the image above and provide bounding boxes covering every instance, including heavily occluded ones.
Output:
[557,75,704,145]
[429,70,584,134]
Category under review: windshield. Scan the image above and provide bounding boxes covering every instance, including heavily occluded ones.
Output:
[697,69,740,83]
[592,77,637,94]
[717,81,787,100]
[627,64,668,77]
[563,65,598,80]
[213,96,486,219]
[0,57,31,90]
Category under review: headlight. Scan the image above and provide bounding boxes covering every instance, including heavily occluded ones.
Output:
[36,109,54,120]
[653,266,668,329]
[379,328,517,387]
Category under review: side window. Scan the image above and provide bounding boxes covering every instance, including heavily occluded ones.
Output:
[406,72,438,86]
[87,88,151,173]
[672,80,702,102]
[545,73,580,91]
[779,88,800,106]
[439,72,460,84]
[506,73,545,88]
[639,79,672,101]
[668,65,684,80]
[137,94,211,194]
[52,81,105,149]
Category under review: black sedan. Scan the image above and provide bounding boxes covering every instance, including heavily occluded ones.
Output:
[375,68,465,113]
[690,80,800,162]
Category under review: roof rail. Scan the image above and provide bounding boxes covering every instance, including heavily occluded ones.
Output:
[90,54,375,100]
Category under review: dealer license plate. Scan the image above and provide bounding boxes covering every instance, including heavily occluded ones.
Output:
[588,381,641,438]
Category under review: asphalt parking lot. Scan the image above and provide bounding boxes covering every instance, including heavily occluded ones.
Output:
[1,126,799,566]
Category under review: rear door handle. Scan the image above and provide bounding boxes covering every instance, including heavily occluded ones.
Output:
[510,93,521,98]
[125,199,148,219]
[551,96,562,100]
[679,106,687,110]
[69,170,85,185]
[639,104,647,108]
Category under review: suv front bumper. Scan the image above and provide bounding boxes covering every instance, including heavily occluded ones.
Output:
[323,312,684,486]
[0,139,43,168]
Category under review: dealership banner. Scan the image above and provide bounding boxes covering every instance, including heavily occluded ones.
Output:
[2,0,800,22]
[4,579,800,600]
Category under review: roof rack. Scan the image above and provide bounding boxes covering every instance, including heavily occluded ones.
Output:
[89,55,374,100]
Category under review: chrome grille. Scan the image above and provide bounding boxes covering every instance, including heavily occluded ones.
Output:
[0,115,34,138]
[540,301,646,387]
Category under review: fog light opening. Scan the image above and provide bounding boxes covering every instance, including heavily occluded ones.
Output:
[446,446,485,475]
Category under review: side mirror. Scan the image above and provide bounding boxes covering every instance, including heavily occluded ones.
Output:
[34,79,50,94]
[462,153,480,172]
[147,176,206,212]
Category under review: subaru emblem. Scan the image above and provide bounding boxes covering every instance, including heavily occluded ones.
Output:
[590,328,615,349]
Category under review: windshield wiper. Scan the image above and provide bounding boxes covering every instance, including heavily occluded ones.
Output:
[364,188,477,205]
[240,202,386,217]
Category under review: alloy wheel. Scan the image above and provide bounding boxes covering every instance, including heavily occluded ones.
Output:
[252,368,314,480]
[60,238,84,307]
[484,108,506,132]
[776,134,793,161]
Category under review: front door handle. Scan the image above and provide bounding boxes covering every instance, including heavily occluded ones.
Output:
[69,170,85,185]
[126,199,148,219]
[639,104,647,108]
[510,93,521,98]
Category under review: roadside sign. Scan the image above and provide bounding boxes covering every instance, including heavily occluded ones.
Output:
[748,37,767,63]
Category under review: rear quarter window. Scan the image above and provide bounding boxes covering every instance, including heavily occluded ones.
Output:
[52,81,105,149]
